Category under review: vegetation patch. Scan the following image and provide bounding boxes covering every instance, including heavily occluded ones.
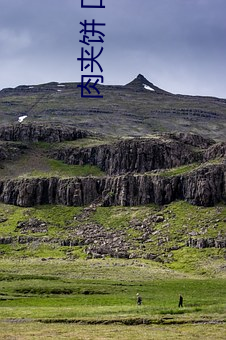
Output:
[0,141,105,179]
[22,159,105,178]
[157,163,200,177]
[0,201,225,276]
[15,287,74,295]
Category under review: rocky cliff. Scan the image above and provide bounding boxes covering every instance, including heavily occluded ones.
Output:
[0,123,90,142]
[204,142,226,160]
[0,126,225,208]
[52,137,203,175]
[0,142,28,161]
[0,164,225,207]
[164,132,215,149]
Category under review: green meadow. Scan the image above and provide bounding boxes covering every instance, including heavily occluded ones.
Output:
[0,200,225,338]
[0,257,225,339]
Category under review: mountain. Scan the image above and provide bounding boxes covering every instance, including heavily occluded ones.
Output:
[0,74,226,140]
[125,74,171,94]
[0,73,225,266]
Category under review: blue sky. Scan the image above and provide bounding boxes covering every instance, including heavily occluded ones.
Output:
[0,0,226,97]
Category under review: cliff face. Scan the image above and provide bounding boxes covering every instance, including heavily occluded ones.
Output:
[52,138,203,175]
[181,165,226,205]
[165,132,215,149]
[0,126,225,208]
[0,124,89,142]
[0,142,28,161]
[0,164,225,207]
[204,142,226,160]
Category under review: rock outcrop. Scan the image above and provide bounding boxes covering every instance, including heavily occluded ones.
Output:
[0,142,28,161]
[52,137,203,175]
[204,142,226,160]
[165,132,215,149]
[0,164,225,207]
[0,128,225,208]
[125,74,171,94]
[187,237,226,249]
[0,123,90,143]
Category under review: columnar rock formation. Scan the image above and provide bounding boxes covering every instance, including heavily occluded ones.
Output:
[52,138,203,175]
[0,124,225,208]
[0,164,225,207]
[0,123,90,142]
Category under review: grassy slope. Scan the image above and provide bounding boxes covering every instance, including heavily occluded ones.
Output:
[0,201,225,277]
[0,137,225,336]
[0,140,105,179]
[1,84,226,139]
[0,137,225,275]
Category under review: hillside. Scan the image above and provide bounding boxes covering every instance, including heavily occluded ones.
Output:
[0,77,225,269]
[0,124,225,268]
[1,74,226,140]
[0,82,226,334]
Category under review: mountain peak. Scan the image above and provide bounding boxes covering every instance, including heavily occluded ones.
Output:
[137,73,146,80]
[125,74,171,94]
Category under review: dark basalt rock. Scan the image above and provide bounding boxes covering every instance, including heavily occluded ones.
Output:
[0,123,90,143]
[187,237,226,248]
[0,142,28,161]
[165,132,215,149]
[204,142,226,160]
[0,164,225,207]
[0,127,225,208]
[125,74,171,94]
[52,137,203,176]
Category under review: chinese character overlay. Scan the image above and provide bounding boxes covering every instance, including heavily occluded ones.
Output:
[78,3,105,98]
[81,0,105,9]
[77,75,104,98]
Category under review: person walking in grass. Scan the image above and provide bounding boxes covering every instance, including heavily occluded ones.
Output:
[178,294,183,307]
[136,293,142,306]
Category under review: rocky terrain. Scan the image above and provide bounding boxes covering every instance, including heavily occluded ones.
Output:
[0,162,225,208]
[0,123,90,143]
[0,124,225,209]
[0,74,225,262]
[0,201,225,262]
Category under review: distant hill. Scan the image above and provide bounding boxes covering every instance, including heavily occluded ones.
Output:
[0,74,226,140]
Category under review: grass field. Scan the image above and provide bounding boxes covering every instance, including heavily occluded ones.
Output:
[0,257,225,339]
[0,198,225,338]
[0,322,225,340]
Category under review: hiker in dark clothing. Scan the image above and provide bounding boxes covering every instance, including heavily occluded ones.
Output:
[178,294,183,307]
[137,293,142,305]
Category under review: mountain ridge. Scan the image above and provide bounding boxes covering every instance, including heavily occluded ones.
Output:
[0,73,224,98]
[0,74,226,140]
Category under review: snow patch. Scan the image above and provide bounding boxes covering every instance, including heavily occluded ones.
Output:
[18,115,27,123]
[57,89,62,92]
[29,86,34,89]
[143,84,155,91]
[57,84,65,87]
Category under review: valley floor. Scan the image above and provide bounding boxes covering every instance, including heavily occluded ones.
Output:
[0,322,225,340]
[0,257,225,339]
